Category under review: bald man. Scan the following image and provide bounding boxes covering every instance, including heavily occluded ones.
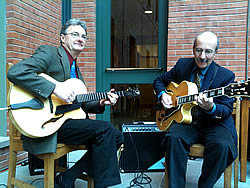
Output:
[153,31,237,187]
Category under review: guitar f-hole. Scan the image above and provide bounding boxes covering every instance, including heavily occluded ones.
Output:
[41,114,64,129]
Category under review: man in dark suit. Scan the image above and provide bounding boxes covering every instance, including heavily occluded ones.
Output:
[7,19,124,188]
[153,31,238,187]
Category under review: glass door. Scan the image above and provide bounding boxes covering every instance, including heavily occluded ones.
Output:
[96,0,168,128]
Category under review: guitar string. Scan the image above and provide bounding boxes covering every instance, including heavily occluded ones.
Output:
[77,91,126,102]
[177,87,224,105]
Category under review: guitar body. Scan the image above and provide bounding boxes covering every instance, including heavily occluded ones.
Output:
[8,74,87,138]
[156,81,198,131]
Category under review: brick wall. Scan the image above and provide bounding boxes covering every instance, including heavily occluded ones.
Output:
[6,0,61,64]
[72,0,97,93]
[0,147,27,172]
[168,0,249,81]
[0,147,9,172]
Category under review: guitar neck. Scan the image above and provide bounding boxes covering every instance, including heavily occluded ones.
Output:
[178,87,225,105]
[75,91,127,103]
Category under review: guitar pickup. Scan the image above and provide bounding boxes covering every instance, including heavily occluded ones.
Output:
[55,103,82,115]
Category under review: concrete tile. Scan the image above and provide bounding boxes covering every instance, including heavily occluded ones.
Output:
[1,152,250,188]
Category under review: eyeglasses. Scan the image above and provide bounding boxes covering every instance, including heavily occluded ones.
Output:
[195,48,214,57]
[65,32,88,41]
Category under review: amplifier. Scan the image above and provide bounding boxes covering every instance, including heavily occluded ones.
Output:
[121,122,161,133]
[119,122,165,173]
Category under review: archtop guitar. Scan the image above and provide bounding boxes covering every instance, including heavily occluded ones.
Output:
[8,74,140,138]
[156,80,250,131]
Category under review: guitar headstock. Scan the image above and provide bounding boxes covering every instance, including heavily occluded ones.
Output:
[224,80,250,97]
[124,88,140,98]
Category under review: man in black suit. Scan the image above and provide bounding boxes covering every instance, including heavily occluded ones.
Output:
[8,19,124,188]
[153,31,238,187]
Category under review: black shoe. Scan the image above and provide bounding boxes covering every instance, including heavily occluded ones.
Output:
[54,173,74,188]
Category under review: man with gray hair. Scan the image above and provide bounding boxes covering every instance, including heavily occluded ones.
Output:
[153,31,238,187]
[8,18,124,188]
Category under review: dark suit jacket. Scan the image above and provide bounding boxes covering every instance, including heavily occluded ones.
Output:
[7,45,105,154]
[153,57,237,144]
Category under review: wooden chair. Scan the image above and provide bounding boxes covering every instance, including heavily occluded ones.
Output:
[6,63,94,188]
[165,97,240,188]
[240,98,250,182]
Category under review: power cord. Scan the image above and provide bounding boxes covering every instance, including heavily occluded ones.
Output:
[30,177,44,185]
[128,172,152,188]
[125,128,152,188]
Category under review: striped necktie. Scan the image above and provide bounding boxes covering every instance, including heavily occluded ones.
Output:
[70,60,77,78]
[194,69,201,91]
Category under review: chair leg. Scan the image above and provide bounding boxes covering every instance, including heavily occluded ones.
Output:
[224,163,232,188]
[87,176,94,188]
[164,155,169,188]
[234,157,239,188]
[165,168,169,188]
[43,153,55,188]
[7,147,17,188]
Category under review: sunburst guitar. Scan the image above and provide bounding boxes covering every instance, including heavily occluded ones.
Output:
[8,74,140,138]
[156,80,250,131]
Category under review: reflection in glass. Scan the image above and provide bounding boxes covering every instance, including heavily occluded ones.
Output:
[110,84,156,128]
[111,0,159,68]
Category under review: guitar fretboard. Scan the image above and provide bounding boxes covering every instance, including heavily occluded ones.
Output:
[177,87,225,105]
[76,91,128,103]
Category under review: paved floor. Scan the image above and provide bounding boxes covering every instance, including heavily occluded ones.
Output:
[0,150,250,188]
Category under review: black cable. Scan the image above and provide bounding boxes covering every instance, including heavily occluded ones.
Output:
[128,172,152,188]
[125,128,152,188]
[30,177,44,185]
[0,184,7,188]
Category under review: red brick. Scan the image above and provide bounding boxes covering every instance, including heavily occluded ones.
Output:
[168,0,248,81]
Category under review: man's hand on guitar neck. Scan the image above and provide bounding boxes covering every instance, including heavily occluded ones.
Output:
[161,92,173,109]
[99,89,118,106]
[195,93,214,111]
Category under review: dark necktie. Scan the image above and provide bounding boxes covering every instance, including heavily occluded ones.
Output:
[70,60,77,78]
[194,69,201,91]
